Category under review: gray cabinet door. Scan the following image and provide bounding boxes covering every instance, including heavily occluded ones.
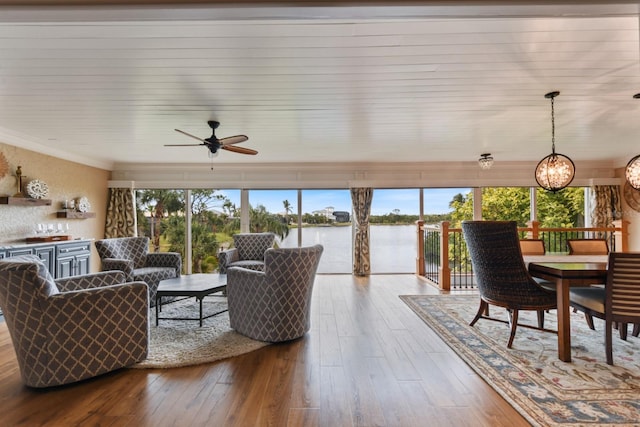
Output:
[56,256,74,278]
[55,241,91,278]
[34,245,56,276]
[75,253,90,276]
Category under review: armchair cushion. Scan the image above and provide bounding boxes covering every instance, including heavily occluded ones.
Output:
[0,255,148,388]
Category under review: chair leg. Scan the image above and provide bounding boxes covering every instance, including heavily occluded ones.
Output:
[584,313,595,330]
[507,309,519,349]
[536,310,546,328]
[470,300,488,327]
[619,323,628,341]
[633,324,640,337]
[606,319,614,365]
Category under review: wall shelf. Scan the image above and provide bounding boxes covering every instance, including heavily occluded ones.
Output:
[56,211,96,219]
[0,196,52,206]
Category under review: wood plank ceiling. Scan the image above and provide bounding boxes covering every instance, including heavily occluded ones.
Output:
[0,2,639,169]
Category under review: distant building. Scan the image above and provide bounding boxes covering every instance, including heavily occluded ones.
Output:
[333,211,350,223]
[312,206,335,220]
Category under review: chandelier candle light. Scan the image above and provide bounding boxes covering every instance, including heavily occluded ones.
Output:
[535,91,575,192]
[625,94,640,190]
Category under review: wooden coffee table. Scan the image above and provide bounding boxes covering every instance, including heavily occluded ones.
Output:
[155,274,227,327]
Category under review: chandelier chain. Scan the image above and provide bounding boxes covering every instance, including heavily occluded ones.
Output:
[550,95,556,153]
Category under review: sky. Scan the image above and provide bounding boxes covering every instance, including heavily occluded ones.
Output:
[215,188,471,216]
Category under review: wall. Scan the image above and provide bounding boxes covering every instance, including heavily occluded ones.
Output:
[0,143,109,272]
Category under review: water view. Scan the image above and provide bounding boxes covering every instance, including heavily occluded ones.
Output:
[280,224,417,274]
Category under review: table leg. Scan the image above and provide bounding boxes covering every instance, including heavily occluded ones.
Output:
[155,296,160,326]
[199,297,203,327]
[556,279,571,362]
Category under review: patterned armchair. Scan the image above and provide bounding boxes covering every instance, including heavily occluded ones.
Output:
[0,255,148,388]
[94,237,181,306]
[218,232,276,274]
[227,244,323,342]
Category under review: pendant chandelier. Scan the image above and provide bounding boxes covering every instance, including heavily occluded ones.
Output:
[535,91,575,192]
[625,94,640,190]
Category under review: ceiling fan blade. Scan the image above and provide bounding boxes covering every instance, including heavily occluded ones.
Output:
[219,135,248,146]
[222,145,258,155]
[175,128,207,143]
[164,144,204,147]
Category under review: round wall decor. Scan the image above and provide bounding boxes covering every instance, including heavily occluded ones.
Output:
[25,179,49,199]
[623,181,640,213]
[77,196,91,212]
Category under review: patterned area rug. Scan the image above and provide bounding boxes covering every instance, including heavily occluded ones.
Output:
[400,294,640,427]
[131,297,269,369]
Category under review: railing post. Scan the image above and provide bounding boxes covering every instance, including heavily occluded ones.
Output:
[416,220,425,276]
[440,221,451,291]
[526,220,540,239]
[612,219,629,252]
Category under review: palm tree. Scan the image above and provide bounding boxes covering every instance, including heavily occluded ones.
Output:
[283,199,292,224]
[136,190,182,252]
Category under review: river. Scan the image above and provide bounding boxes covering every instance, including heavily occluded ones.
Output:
[280,224,417,274]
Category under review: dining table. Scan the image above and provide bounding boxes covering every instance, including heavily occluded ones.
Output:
[526,255,609,362]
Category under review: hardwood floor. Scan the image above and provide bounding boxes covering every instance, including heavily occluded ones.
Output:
[0,274,530,426]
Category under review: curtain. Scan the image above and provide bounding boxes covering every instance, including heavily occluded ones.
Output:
[351,187,373,276]
[104,187,137,238]
[590,185,621,233]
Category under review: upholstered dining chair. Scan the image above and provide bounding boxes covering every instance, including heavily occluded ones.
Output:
[218,232,276,273]
[519,239,546,255]
[0,255,149,388]
[94,236,181,306]
[461,221,557,348]
[567,239,609,255]
[569,252,640,365]
[226,244,323,342]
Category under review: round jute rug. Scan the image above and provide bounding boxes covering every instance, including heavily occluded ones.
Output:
[131,297,269,369]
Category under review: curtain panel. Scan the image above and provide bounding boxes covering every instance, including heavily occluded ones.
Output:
[104,187,137,238]
[351,187,373,276]
[590,185,621,232]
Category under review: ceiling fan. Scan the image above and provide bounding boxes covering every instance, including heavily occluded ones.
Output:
[166,121,257,155]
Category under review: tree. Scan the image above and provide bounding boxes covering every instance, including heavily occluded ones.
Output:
[136,189,233,272]
[536,187,584,227]
[223,204,290,240]
[283,199,292,224]
[163,215,219,273]
[136,190,182,251]
[448,186,584,228]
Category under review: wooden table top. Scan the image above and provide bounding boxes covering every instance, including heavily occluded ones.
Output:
[528,261,607,279]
